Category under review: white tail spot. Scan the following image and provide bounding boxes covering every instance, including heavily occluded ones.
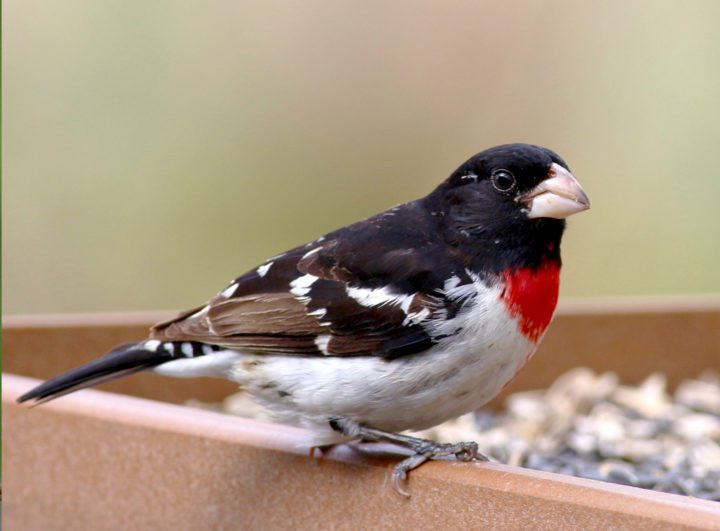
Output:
[144,340,161,352]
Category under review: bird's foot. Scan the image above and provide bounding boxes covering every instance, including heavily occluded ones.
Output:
[329,418,488,497]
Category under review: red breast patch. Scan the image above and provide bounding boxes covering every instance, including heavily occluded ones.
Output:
[500,261,560,342]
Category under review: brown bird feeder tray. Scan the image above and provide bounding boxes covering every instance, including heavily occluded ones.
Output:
[4,296,720,529]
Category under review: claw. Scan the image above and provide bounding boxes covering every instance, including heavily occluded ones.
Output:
[391,468,410,498]
[391,454,428,497]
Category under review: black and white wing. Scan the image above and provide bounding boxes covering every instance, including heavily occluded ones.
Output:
[152,202,474,359]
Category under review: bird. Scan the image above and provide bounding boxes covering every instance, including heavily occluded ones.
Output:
[18,143,590,496]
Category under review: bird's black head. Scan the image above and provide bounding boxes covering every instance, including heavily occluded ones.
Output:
[424,143,589,271]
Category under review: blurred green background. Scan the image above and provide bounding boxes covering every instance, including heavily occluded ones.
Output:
[3,1,719,314]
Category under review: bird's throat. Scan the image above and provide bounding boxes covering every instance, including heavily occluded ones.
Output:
[500,260,560,343]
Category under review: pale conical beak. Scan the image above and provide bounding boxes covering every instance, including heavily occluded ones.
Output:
[523,163,590,219]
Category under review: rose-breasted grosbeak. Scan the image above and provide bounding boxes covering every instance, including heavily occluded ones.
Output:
[19,143,589,495]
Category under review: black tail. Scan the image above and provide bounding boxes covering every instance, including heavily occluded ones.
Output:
[17,341,176,404]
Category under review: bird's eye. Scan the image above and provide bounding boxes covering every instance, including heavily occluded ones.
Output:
[491,169,516,192]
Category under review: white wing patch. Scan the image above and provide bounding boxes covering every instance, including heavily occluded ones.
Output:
[346,286,414,310]
[220,283,238,298]
[301,247,322,261]
[290,274,319,299]
[308,308,327,319]
[346,285,434,326]
[256,262,273,277]
[314,334,331,355]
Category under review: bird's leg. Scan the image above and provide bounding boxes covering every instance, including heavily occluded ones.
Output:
[308,442,343,461]
[329,418,488,496]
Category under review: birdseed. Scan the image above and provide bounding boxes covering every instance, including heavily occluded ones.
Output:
[416,368,720,501]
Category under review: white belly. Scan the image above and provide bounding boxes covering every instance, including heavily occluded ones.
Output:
[229,281,536,439]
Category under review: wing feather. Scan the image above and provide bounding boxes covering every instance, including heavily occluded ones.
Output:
[151,203,470,358]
